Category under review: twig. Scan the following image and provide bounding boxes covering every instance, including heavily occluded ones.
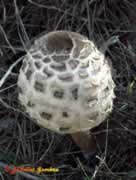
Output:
[0,56,23,88]
[92,155,115,179]
[100,35,120,53]
[104,119,109,158]
[0,97,18,112]
[28,0,67,13]
[0,25,16,54]
[1,0,6,23]
[91,155,106,180]
[14,0,30,52]
[86,0,92,40]
[27,0,87,22]
[76,158,90,180]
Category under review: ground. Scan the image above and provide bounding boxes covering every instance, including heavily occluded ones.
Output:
[0,0,136,180]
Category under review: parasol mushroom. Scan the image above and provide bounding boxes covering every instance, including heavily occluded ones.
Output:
[17,31,115,157]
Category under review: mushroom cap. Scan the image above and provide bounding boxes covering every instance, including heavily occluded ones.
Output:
[17,31,115,134]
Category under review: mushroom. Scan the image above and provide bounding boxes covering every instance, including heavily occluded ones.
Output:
[17,31,115,157]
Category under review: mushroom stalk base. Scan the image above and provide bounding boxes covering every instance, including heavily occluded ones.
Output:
[71,131,96,155]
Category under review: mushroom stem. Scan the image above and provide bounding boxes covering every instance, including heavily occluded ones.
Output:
[71,131,96,155]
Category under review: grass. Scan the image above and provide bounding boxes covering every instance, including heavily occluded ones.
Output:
[0,0,136,179]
